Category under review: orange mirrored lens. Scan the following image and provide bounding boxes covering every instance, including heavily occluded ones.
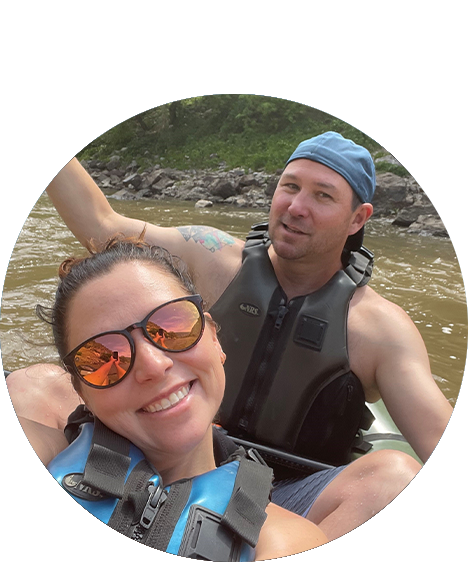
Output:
[146,300,202,351]
[74,334,132,387]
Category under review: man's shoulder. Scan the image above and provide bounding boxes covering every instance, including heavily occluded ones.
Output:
[349,285,417,343]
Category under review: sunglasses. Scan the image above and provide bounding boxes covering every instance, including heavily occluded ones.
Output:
[62,295,205,389]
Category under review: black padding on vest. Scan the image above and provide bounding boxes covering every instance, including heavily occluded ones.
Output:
[221,457,272,547]
[64,404,95,444]
[82,419,131,499]
[213,426,239,465]
[343,246,374,287]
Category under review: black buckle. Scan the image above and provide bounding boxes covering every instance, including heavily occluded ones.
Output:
[140,483,167,529]
[179,506,242,561]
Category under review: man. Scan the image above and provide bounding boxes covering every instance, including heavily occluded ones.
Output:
[7,132,451,540]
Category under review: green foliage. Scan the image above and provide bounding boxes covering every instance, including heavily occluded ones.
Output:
[374,161,409,177]
[77,95,400,174]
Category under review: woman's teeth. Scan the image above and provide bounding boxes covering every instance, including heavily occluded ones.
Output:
[142,384,191,413]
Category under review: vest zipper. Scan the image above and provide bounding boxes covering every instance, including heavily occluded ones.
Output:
[239,300,289,431]
[131,482,167,542]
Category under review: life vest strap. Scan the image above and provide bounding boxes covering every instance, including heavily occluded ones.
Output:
[221,456,272,547]
[82,419,131,499]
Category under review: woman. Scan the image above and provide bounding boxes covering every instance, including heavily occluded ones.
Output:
[19,235,326,560]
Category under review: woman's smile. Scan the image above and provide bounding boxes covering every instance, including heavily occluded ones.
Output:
[66,261,226,478]
[140,381,193,413]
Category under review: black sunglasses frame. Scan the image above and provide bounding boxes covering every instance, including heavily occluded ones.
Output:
[62,294,205,389]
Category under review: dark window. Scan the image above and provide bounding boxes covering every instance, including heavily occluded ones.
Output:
[24,186,40,217]
[6,186,20,219]
[24,131,39,166]
[5,131,20,164]
[24,94,39,111]
[5,94,19,109]
[119,94,131,111]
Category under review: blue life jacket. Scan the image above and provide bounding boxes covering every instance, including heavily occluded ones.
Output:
[48,418,273,561]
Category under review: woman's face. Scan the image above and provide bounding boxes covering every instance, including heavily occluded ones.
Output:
[65,261,226,480]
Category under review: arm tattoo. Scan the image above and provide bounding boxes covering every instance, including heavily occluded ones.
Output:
[177,226,235,253]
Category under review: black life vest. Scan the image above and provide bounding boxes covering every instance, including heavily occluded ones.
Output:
[48,412,273,561]
[210,223,374,468]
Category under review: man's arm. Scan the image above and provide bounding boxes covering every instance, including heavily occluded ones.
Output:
[351,290,453,463]
[46,158,244,306]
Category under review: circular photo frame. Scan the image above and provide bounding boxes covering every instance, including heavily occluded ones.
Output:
[2,95,467,560]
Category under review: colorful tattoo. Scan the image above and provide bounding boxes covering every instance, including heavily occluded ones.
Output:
[177,226,235,253]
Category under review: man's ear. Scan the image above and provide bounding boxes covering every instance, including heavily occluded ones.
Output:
[349,203,373,235]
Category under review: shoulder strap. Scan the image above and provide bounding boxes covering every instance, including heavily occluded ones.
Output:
[81,418,132,499]
[244,222,270,253]
[221,453,273,548]
[343,246,374,287]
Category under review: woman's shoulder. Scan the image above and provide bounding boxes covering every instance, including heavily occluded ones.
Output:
[255,502,327,560]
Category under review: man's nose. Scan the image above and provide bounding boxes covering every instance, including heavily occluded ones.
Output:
[287,191,309,217]
[131,329,174,384]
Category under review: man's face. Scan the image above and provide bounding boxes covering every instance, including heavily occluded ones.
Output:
[269,159,364,262]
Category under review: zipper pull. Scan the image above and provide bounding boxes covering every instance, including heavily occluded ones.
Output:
[140,483,167,529]
[274,304,288,329]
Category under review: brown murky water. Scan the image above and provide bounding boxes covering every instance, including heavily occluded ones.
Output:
[0,192,467,406]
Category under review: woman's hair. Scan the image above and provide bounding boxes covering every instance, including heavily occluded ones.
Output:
[37,232,197,390]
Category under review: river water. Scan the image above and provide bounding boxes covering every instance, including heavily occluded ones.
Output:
[0,192,467,406]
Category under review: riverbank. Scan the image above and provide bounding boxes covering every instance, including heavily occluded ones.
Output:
[81,157,448,238]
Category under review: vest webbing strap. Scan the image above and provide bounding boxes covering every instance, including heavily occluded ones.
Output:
[343,247,374,287]
[145,480,193,551]
[107,459,156,534]
[221,456,273,547]
[82,419,131,499]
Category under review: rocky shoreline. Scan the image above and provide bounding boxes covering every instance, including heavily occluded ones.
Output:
[81,156,448,238]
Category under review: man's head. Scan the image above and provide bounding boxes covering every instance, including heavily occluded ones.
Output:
[268,132,374,262]
[285,131,376,205]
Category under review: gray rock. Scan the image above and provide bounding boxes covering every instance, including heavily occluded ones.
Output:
[195,199,213,208]
[122,173,142,189]
[235,197,248,207]
[186,187,210,201]
[209,178,239,199]
[264,176,279,197]
[108,188,138,200]
[407,215,448,237]
[106,155,121,171]
[82,157,445,237]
